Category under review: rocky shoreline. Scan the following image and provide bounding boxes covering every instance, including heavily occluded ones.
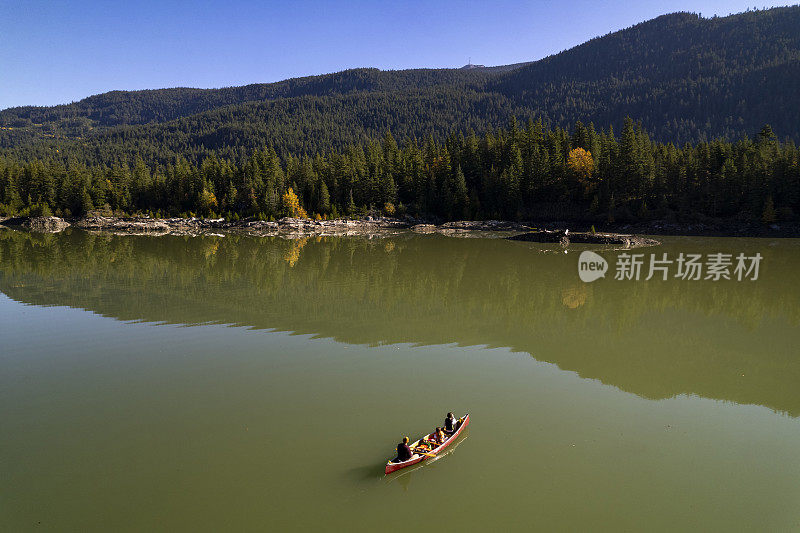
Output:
[0,215,536,239]
[2,214,797,244]
[508,230,661,248]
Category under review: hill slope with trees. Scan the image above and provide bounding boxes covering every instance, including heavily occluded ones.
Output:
[0,7,798,226]
[2,6,799,164]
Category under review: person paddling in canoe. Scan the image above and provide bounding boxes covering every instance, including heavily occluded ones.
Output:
[444,412,458,435]
[395,436,414,463]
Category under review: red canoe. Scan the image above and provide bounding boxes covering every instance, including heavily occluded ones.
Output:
[384,414,470,474]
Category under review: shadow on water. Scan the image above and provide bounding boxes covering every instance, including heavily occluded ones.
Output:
[1,229,800,415]
[346,464,385,483]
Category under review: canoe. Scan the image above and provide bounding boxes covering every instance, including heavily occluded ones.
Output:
[384,432,470,484]
[384,413,470,474]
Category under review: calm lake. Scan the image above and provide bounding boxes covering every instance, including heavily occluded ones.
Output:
[1,229,799,531]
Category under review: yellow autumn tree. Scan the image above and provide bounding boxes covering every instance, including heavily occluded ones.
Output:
[198,189,218,217]
[567,148,594,182]
[282,187,308,218]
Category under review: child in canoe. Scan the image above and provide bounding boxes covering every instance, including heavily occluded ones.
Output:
[414,434,433,453]
[431,427,447,445]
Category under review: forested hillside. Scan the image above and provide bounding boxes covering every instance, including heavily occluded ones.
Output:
[494,9,800,143]
[2,119,797,226]
[1,6,799,166]
[0,68,498,132]
[1,7,798,225]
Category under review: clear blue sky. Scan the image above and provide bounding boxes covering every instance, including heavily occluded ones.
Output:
[0,0,793,110]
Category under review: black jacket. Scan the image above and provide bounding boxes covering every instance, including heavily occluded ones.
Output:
[397,442,413,461]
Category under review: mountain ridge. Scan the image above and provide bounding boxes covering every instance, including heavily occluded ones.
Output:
[1,6,799,163]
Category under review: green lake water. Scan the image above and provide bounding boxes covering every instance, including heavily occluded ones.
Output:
[1,229,799,531]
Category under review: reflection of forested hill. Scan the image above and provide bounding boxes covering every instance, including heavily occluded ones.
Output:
[1,229,799,415]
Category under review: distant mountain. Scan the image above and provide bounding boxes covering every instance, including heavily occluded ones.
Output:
[1,6,799,163]
[0,68,496,130]
[491,9,800,143]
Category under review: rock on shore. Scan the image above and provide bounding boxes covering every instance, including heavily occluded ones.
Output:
[1,216,71,233]
[508,230,660,248]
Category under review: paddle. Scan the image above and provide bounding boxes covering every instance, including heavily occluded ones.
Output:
[411,443,437,457]
[393,445,436,460]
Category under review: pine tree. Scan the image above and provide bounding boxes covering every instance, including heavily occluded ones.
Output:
[317,179,331,214]
[453,165,469,220]
[346,189,356,216]
[762,195,777,224]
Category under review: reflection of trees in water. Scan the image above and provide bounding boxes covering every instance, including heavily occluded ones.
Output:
[283,237,308,267]
[561,285,588,309]
[1,230,799,415]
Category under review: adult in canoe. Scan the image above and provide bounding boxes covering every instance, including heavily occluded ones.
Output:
[395,437,413,462]
[444,412,457,434]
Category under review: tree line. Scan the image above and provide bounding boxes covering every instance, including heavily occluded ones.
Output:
[1,118,797,224]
